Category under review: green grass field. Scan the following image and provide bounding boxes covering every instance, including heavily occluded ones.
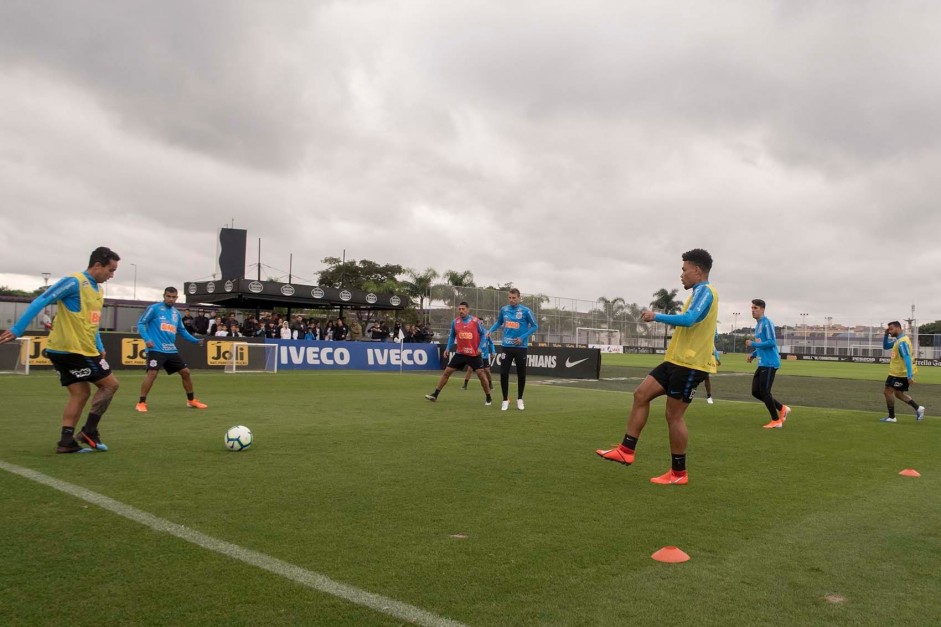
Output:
[2,356,940,626]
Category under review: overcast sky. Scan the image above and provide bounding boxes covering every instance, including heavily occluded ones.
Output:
[2,1,940,330]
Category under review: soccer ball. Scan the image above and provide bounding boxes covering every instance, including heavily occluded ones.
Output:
[224,425,253,451]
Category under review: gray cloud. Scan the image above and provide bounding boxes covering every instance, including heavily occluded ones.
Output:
[2,0,941,328]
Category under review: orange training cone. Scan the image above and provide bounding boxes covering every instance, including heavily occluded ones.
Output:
[899,468,921,478]
[651,546,690,563]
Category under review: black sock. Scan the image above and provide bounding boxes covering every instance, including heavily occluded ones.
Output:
[486,394,492,402]
[671,454,687,473]
[907,399,919,410]
[187,392,195,401]
[432,389,440,398]
[84,413,102,433]
[888,405,896,418]
[139,396,146,403]
[622,435,638,451]
[60,426,75,445]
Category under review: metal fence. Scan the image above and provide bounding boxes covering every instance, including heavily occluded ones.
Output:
[424,288,941,357]
[425,286,669,348]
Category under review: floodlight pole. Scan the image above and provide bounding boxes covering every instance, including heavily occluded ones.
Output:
[800,313,809,354]
[732,312,740,353]
[824,316,832,355]
[131,263,137,300]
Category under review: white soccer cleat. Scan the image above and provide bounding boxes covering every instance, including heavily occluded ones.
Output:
[706,397,714,404]
[517,399,525,411]
[501,401,509,411]
[916,406,926,421]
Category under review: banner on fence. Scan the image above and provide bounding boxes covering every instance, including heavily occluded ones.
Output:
[272,339,441,371]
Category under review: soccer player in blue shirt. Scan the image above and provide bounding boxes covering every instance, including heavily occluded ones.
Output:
[135,286,207,412]
[0,247,121,453]
[746,299,790,428]
[488,288,538,411]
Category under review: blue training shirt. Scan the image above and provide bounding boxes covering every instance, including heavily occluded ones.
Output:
[481,336,496,360]
[138,302,200,354]
[10,272,104,354]
[749,316,781,368]
[488,304,538,348]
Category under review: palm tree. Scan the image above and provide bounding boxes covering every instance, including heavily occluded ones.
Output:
[621,301,646,339]
[596,296,627,327]
[438,269,476,309]
[650,288,682,314]
[650,288,683,348]
[402,267,439,322]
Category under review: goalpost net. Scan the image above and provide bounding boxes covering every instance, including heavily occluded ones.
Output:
[576,327,621,347]
[224,342,278,374]
[0,337,31,375]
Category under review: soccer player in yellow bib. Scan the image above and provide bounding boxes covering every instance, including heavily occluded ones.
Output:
[880,321,925,423]
[596,249,718,485]
[0,247,121,453]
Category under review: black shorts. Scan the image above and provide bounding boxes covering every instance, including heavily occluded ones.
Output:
[885,376,910,392]
[448,353,484,371]
[146,351,189,375]
[649,361,709,403]
[44,351,113,387]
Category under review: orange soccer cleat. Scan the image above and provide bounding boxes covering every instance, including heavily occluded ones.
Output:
[187,399,208,409]
[650,470,688,485]
[762,419,784,429]
[135,402,148,413]
[595,445,635,466]
[779,405,791,422]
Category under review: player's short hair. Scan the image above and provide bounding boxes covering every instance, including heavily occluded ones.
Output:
[164,286,178,295]
[888,320,902,328]
[459,301,469,308]
[508,288,521,296]
[88,246,120,267]
[752,299,766,308]
[682,248,712,272]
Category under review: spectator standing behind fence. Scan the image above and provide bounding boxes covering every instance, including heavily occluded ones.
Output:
[135,286,208,414]
[370,320,389,342]
[349,317,363,340]
[0,246,121,453]
[487,288,538,412]
[290,314,306,339]
[182,309,196,334]
[208,316,223,336]
[334,317,349,341]
[194,312,210,335]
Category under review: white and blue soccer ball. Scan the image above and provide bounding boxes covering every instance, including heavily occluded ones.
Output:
[224,425,253,451]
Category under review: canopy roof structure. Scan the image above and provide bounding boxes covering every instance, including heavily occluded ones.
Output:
[183,279,407,311]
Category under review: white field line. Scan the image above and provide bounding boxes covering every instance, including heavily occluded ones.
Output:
[0,460,468,627]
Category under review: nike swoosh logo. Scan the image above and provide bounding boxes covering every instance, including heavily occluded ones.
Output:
[565,358,589,367]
